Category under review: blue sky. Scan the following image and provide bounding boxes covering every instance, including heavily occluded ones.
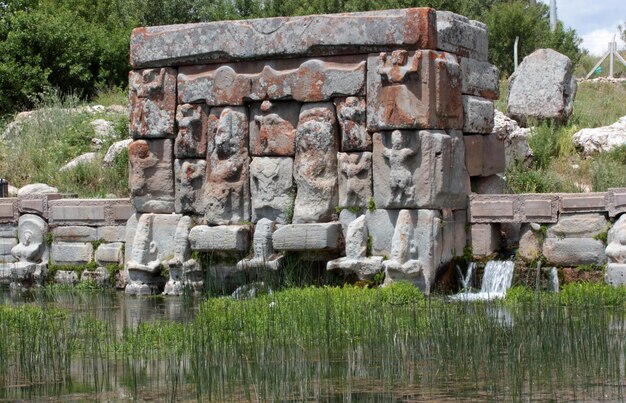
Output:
[538,0,625,55]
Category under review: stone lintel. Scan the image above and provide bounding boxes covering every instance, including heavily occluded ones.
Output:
[559,193,607,214]
[607,188,626,218]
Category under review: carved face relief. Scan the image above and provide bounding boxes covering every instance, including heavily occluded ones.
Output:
[606,215,626,264]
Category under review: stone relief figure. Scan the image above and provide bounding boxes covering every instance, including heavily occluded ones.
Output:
[377,49,421,84]
[237,218,283,271]
[164,216,203,295]
[382,210,425,288]
[205,107,250,224]
[335,97,369,151]
[606,215,626,264]
[338,152,371,207]
[7,214,49,288]
[249,157,293,223]
[127,214,161,276]
[383,131,416,206]
[129,140,159,198]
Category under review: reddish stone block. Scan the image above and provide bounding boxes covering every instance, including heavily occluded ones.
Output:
[129,68,177,139]
[175,104,210,159]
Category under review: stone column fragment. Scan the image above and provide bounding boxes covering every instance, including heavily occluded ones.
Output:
[293,103,339,223]
[129,68,177,138]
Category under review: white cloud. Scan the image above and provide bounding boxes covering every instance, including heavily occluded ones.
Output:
[581,29,625,56]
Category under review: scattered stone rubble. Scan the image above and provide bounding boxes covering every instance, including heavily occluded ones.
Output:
[573,116,626,155]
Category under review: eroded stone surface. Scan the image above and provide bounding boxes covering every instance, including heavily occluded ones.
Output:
[470,223,500,257]
[131,8,436,67]
[129,139,175,213]
[373,130,469,209]
[129,68,177,138]
[335,97,370,151]
[436,11,488,61]
[460,57,499,99]
[547,213,609,239]
[250,157,293,224]
[51,242,93,265]
[337,152,372,208]
[204,107,250,224]
[273,223,341,251]
[293,103,338,223]
[175,103,209,158]
[189,225,250,252]
[164,216,203,295]
[463,95,494,134]
[249,101,299,156]
[174,159,206,215]
[237,218,283,270]
[367,50,463,131]
[606,214,626,265]
[95,243,124,265]
[543,238,605,266]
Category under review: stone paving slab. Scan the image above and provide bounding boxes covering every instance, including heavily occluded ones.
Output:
[130,8,437,68]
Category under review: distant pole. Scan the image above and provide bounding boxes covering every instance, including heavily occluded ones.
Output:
[550,0,557,32]
[585,34,626,79]
[609,36,615,78]
[514,36,519,70]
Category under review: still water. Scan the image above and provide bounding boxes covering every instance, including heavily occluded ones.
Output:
[1,286,625,402]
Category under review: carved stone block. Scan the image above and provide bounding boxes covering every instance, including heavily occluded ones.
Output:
[189,225,250,253]
[367,50,463,131]
[373,130,469,210]
[129,139,175,213]
[175,103,209,158]
[335,97,370,151]
[460,57,499,100]
[204,107,250,224]
[293,103,339,223]
[178,56,366,105]
[237,218,283,271]
[436,11,488,61]
[337,152,372,208]
[273,223,341,251]
[463,95,494,134]
[174,159,207,215]
[129,68,177,139]
[249,101,299,156]
[250,157,293,224]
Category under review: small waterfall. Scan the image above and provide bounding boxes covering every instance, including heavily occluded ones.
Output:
[457,262,475,292]
[451,261,515,301]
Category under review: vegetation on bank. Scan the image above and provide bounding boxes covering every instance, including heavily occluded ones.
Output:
[0,0,580,116]
[0,282,625,400]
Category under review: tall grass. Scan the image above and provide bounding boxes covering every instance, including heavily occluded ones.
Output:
[1,284,625,401]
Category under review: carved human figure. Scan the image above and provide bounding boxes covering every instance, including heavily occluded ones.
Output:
[127,214,161,275]
[606,215,626,264]
[251,100,298,156]
[336,97,369,151]
[129,140,159,197]
[11,214,47,264]
[338,152,371,207]
[377,50,421,84]
[383,131,416,206]
[176,159,206,213]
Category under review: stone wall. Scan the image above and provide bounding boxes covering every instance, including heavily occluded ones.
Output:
[125,8,501,294]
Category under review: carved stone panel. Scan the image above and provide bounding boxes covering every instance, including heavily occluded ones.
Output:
[335,97,370,151]
[178,56,366,105]
[129,68,177,139]
[250,157,293,224]
[337,152,372,208]
[249,101,299,156]
[367,50,463,131]
[204,107,250,224]
[175,104,209,158]
[174,159,207,215]
[293,103,339,223]
[373,130,469,210]
[129,139,175,213]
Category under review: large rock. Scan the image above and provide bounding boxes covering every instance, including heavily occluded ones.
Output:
[436,11,488,61]
[189,225,250,252]
[104,139,132,165]
[546,213,609,239]
[273,223,341,251]
[130,8,436,67]
[492,110,532,168]
[17,183,58,196]
[507,48,576,126]
[573,116,626,155]
[293,103,338,223]
[60,152,98,171]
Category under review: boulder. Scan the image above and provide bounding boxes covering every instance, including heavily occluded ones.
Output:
[104,139,132,165]
[60,152,98,171]
[573,116,626,155]
[17,183,58,196]
[507,49,576,126]
[492,110,532,168]
[90,119,115,138]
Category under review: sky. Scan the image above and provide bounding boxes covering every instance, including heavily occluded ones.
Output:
[538,0,625,56]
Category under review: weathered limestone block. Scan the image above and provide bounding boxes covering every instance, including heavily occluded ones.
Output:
[250,157,293,224]
[469,195,517,223]
[175,103,209,158]
[237,218,283,271]
[463,135,483,177]
[174,159,207,215]
[463,96,494,134]
[52,226,98,242]
[470,223,501,257]
[131,8,436,68]
[204,107,250,224]
[327,215,383,280]
[189,225,250,253]
[441,209,466,261]
[507,48,576,126]
[337,152,372,208]
[560,193,607,214]
[129,68,177,138]
[460,57,499,99]
[51,242,93,265]
[606,264,626,287]
[339,209,359,240]
[97,226,127,242]
[367,50,463,131]
[129,139,175,213]
[249,101,299,156]
[543,238,606,266]
[49,199,133,227]
[95,243,124,265]
[0,198,18,224]
[54,270,78,286]
[81,267,111,286]
[293,103,338,223]
[383,209,444,294]
[125,213,183,295]
[606,214,626,265]
[547,213,609,239]
[607,188,626,218]
[273,223,341,251]
[18,193,62,220]
[365,209,399,257]
[481,133,506,176]
[178,57,366,105]
[521,195,559,223]
[436,11,488,61]
[164,216,203,295]
[373,130,469,210]
[453,210,467,258]
[518,224,542,261]
[335,97,370,151]
[0,238,18,263]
